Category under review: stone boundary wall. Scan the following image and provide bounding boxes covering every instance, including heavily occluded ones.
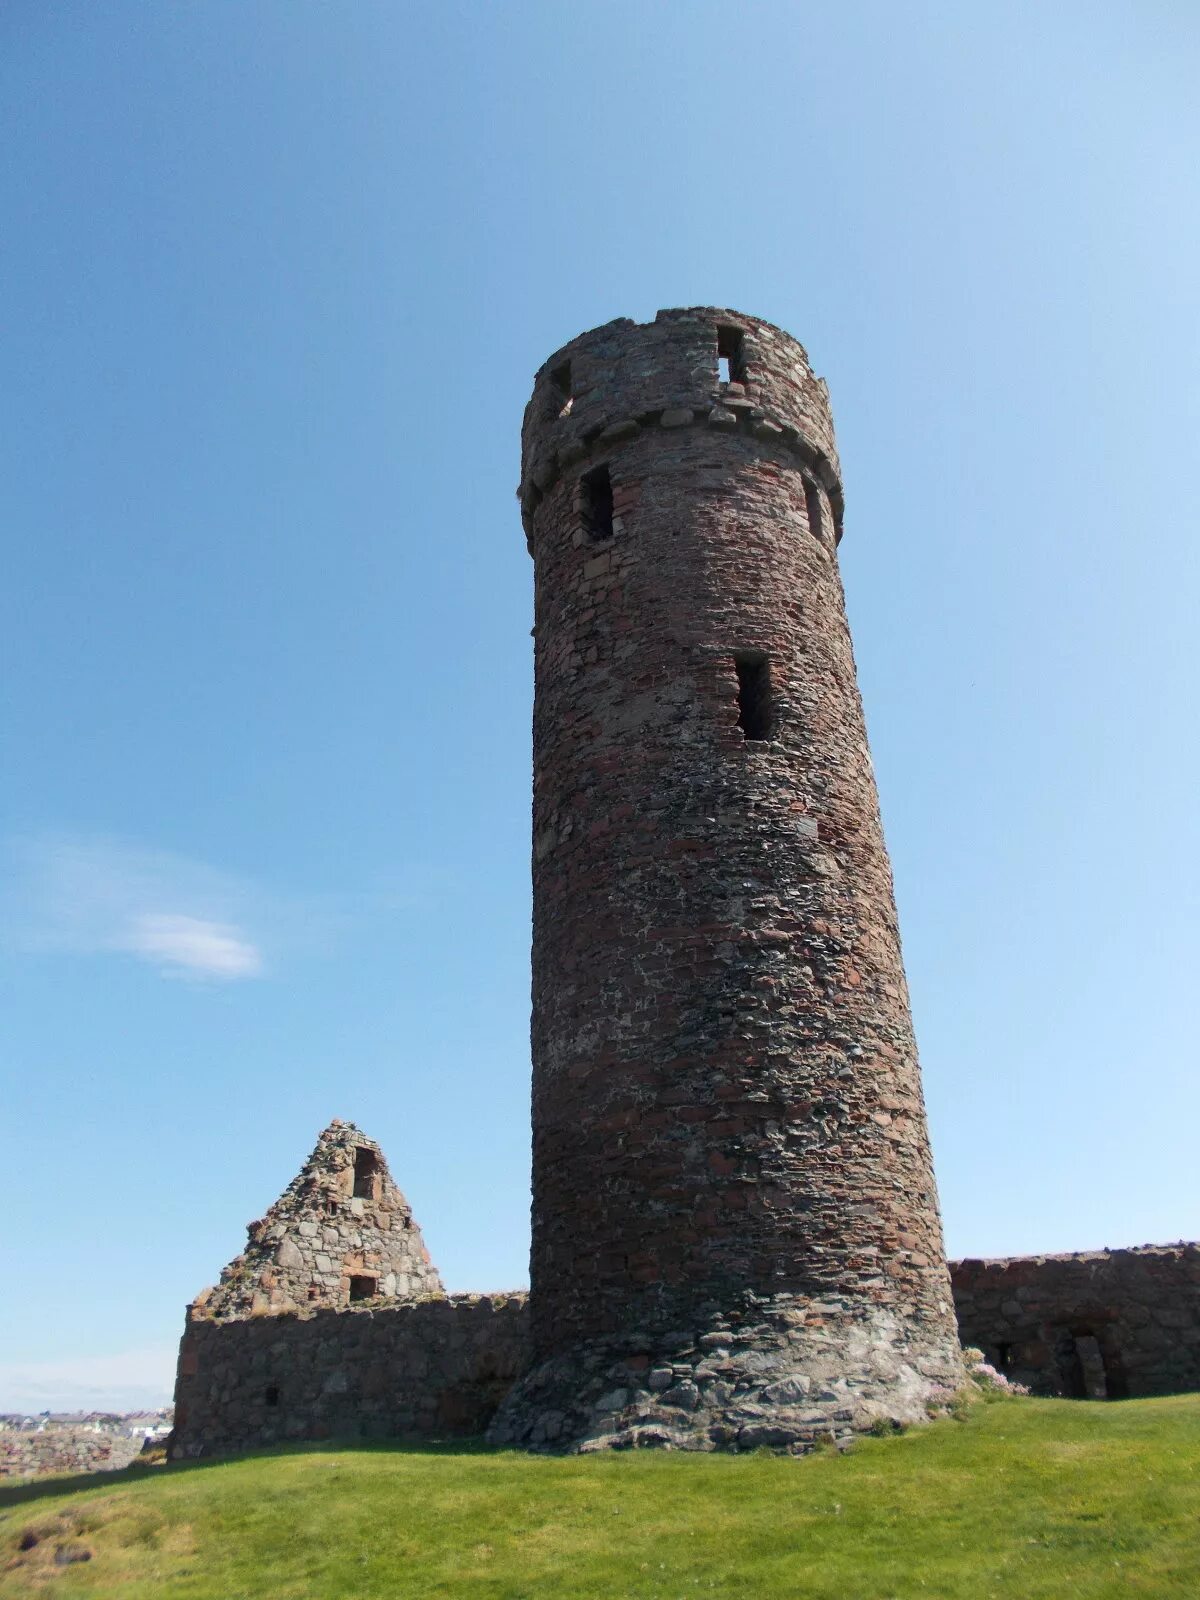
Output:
[170,1246,1200,1458]
[1,1430,145,1481]
[950,1244,1200,1399]
[171,1294,527,1460]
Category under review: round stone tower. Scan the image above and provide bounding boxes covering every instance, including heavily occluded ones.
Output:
[490,308,962,1452]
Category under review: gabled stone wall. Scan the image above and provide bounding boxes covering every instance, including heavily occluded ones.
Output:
[195,1121,443,1319]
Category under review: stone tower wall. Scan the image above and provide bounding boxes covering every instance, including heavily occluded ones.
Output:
[491,309,962,1451]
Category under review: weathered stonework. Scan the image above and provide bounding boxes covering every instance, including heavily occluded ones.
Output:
[168,312,1200,1465]
[194,1120,443,1320]
[951,1244,1200,1400]
[172,1296,527,1458]
[1,1431,146,1481]
[170,1222,1200,1460]
[489,309,964,1452]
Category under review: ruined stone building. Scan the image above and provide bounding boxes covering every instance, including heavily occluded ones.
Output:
[171,310,1200,1458]
[192,1122,444,1320]
[176,1123,526,1454]
[172,1114,1199,1457]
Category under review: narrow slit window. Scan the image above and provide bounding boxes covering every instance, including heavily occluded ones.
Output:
[717,325,746,383]
[733,651,772,741]
[581,463,614,541]
[352,1147,378,1199]
[348,1274,378,1303]
[551,360,573,417]
[803,477,825,543]
[264,1384,280,1407]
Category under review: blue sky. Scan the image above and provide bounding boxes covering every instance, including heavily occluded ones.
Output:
[2,2,1197,1412]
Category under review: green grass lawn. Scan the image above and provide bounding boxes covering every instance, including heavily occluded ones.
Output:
[2,1394,1197,1598]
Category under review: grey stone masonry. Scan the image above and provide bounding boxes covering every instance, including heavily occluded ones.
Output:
[170,1120,1199,1459]
[951,1244,1200,1399]
[172,1295,527,1459]
[194,1120,444,1319]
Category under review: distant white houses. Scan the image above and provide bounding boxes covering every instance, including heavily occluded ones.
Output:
[0,1407,173,1438]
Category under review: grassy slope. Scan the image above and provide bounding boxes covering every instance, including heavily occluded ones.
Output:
[2,1395,1197,1599]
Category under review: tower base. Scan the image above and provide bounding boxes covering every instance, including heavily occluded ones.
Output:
[487,1293,965,1453]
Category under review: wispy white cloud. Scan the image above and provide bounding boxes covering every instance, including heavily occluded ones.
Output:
[0,1345,176,1413]
[5,834,267,980]
[123,912,263,978]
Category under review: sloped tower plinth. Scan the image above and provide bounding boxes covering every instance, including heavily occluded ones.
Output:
[489,309,963,1452]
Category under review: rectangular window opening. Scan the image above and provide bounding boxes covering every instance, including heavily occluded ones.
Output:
[581,463,614,541]
[264,1384,280,1407]
[717,325,746,383]
[352,1147,378,1199]
[348,1274,378,1303]
[734,651,773,741]
[803,477,825,543]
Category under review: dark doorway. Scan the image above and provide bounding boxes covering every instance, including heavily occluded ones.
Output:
[1055,1331,1087,1397]
[1055,1329,1113,1398]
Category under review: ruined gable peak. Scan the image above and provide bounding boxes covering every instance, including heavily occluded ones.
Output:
[195,1119,445,1321]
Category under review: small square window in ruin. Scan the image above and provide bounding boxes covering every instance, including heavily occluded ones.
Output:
[348,1274,378,1303]
[717,325,746,385]
[733,651,773,741]
[803,477,825,543]
[264,1384,280,1407]
[580,463,614,542]
[352,1146,378,1199]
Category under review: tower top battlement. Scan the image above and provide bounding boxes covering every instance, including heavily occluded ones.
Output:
[519,307,843,543]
